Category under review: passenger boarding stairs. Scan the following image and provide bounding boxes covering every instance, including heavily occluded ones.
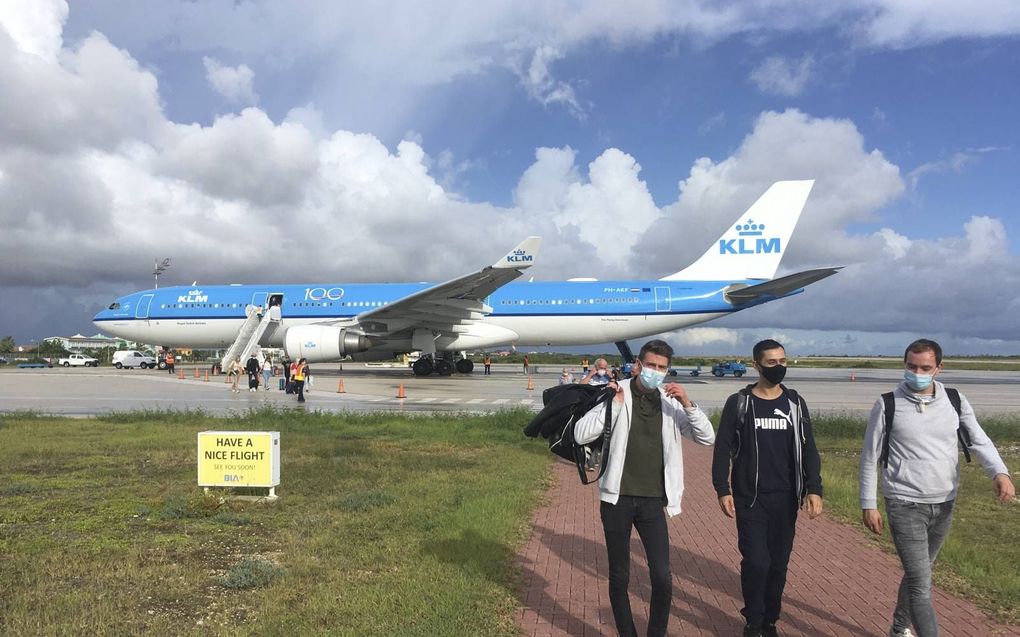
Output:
[220,304,282,370]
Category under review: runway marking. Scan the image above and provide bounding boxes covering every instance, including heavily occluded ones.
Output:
[440,398,460,404]
[466,398,485,404]
[418,398,437,403]
[494,399,510,405]
[519,399,535,405]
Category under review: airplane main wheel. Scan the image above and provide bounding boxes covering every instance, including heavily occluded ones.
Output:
[412,358,434,376]
[455,359,474,374]
[435,359,455,376]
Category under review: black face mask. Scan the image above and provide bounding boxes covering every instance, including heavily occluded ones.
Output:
[758,364,787,385]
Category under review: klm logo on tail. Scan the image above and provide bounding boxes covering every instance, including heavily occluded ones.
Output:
[506,249,534,264]
[719,220,781,255]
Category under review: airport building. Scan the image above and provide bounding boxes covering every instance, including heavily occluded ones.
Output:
[43,333,134,351]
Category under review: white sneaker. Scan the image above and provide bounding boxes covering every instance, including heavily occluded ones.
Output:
[890,628,915,637]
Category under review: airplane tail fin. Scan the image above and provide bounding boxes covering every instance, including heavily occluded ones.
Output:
[661,180,814,281]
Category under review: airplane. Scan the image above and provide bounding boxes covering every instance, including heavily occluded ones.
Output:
[93,180,839,376]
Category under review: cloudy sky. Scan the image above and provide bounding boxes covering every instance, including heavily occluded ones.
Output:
[1,0,1019,355]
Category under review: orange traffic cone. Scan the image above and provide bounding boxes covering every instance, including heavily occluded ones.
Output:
[178,369,185,380]
[850,370,856,381]
[526,375,535,390]
[337,378,346,393]
[396,383,406,399]
[194,368,200,379]
[204,370,210,382]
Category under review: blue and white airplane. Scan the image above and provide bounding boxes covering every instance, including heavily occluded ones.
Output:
[93,180,838,375]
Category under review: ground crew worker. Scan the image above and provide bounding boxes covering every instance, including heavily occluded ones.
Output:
[165,351,175,375]
[483,354,492,375]
[293,358,308,403]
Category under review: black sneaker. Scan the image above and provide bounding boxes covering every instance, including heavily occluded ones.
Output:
[762,623,780,637]
[743,624,763,637]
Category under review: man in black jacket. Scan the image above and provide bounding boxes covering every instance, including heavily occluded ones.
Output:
[245,352,261,393]
[711,339,824,637]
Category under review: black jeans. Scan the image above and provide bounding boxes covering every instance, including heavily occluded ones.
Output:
[735,491,798,626]
[295,380,305,402]
[600,496,672,637]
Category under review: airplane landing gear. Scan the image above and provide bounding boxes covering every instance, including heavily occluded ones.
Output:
[411,357,434,377]
[435,359,455,376]
[455,358,474,374]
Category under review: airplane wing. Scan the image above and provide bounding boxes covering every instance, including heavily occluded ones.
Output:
[339,237,541,337]
[725,267,842,304]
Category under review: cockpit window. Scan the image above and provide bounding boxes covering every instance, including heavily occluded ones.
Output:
[108,302,121,310]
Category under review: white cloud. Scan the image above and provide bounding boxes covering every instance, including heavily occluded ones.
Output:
[0,0,67,62]
[202,56,258,104]
[749,55,813,96]
[514,45,586,119]
[669,327,741,348]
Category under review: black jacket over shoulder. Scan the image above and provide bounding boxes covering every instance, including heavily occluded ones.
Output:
[711,383,823,504]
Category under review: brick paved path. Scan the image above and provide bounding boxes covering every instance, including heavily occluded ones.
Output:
[515,442,1018,636]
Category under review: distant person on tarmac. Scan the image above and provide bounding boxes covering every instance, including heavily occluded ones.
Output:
[712,339,824,637]
[228,356,243,393]
[293,358,309,403]
[261,356,273,391]
[282,356,292,391]
[523,355,529,374]
[483,354,492,375]
[581,357,589,374]
[165,351,175,375]
[582,358,613,471]
[245,353,260,393]
[860,338,1014,637]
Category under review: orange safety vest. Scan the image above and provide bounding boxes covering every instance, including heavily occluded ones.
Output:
[293,364,306,382]
[166,354,175,364]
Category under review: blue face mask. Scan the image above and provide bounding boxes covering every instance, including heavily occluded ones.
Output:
[904,370,933,392]
[639,367,666,389]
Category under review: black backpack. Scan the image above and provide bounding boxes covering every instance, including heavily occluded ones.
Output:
[524,383,616,485]
[880,387,972,468]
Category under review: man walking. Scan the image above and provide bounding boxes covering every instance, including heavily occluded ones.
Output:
[712,339,823,637]
[860,339,1015,637]
[574,339,715,637]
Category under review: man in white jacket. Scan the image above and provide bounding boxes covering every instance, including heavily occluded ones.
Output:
[575,339,716,637]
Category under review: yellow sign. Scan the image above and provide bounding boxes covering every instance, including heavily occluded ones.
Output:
[197,431,280,487]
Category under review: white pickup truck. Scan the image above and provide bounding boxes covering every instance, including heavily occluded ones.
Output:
[58,353,100,367]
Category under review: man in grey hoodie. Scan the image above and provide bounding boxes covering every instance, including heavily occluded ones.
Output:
[860,339,1015,637]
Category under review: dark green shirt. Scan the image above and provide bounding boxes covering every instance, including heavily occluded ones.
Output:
[619,378,665,498]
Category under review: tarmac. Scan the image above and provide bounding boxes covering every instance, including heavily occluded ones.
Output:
[2,362,1020,417]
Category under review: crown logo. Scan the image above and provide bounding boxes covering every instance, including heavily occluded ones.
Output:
[736,219,764,237]
[513,249,526,255]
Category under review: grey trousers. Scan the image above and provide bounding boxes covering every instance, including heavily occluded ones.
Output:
[885,498,955,637]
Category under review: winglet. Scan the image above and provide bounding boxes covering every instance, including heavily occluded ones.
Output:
[494,236,541,269]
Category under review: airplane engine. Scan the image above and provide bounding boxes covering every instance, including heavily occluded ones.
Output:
[284,325,372,363]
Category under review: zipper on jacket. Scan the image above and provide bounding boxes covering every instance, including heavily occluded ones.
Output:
[750,397,760,508]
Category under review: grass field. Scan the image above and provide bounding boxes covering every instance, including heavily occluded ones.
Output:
[1,408,1017,634]
[0,408,549,636]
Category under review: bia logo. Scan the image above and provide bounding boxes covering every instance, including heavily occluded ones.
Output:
[719,219,781,255]
[506,249,533,263]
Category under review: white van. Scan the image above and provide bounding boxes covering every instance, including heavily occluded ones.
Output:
[113,350,158,369]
